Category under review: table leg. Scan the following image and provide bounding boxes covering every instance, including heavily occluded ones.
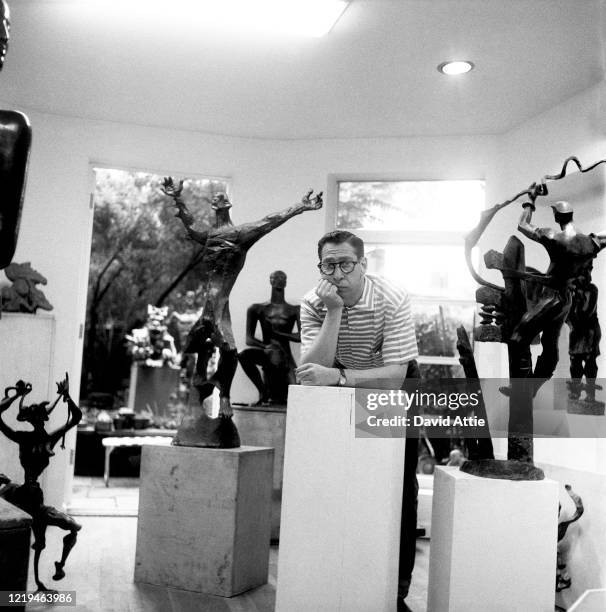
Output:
[104,447,114,487]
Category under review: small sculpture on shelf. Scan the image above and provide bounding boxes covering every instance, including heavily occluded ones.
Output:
[0,261,53,313]
[0,0,31,273]
[0,374,82,592]
[125,305,179,369]
[464,156,606,477]
[565,269,603,412]
[161,179,322,448]
[238,270,301,406]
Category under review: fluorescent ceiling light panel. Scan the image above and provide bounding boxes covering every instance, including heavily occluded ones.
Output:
[85,0,349,38]
[437,61,475,75]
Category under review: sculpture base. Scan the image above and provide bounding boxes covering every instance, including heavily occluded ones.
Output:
[567,398,605,416]
[135,445,273,596]
[460,458,545,480]
[173,412,240,448]
[428,466,557,612]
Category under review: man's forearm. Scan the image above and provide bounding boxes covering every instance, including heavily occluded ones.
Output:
[300,309,342,366]
[345,363,408,389]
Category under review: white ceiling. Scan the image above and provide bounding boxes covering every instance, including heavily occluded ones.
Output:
[1,0,604,139]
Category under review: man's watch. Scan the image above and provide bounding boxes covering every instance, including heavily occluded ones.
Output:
[336,367,347,387]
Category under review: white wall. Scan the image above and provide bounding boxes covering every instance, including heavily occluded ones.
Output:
[1,105,496,507]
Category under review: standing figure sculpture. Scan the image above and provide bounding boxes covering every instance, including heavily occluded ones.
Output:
[161,179,322,447]
[0,0,31,270]
[0,375,82,592]
[513,200,606,394]
[566,270,601,402]
[238,270,301,405]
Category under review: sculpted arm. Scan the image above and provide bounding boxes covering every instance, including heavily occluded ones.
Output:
[245,305,265,349]
[0,381,31,443]
[518,203,550,242]
[162,177,209,245]
[272,307,301,343]
[48,374,83,448]
[237,190,323,249]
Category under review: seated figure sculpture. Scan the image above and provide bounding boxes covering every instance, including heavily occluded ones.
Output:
[0,375,82,592]
[0,0,31,271]
[238,270,301,405]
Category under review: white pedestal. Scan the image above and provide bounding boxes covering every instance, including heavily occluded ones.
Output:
[276,386,406,612]
[134,444,274,597]
[428,466,558,612]
[0,313,55,482]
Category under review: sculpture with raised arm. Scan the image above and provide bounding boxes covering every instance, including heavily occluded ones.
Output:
[0,374,82,592]
[0,0,31,271]
[161,179,322,447]
[238,270,301,405]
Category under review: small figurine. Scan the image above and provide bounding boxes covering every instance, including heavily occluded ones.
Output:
[0,261,53,313]
[125,305,179,368]
[162,179,322,447]
[566,270,601,403]
[0,374,82,592]
[238,270,300,405]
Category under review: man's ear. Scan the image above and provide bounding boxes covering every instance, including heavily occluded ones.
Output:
[360,257,368,273]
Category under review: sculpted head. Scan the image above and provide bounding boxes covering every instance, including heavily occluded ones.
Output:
[0,0,10,71]
[211,193,232,211]
[270,270,287,289]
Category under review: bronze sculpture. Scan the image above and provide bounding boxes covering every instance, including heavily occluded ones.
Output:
[566,271,601,405]
[0,375,82,592]
[465,156,606,475]
[1,261,53,313]
[161,179,322,447]
[238,270,301,405]
[0,0,31,271]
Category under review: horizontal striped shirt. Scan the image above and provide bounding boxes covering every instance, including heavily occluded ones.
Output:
[300,274,418,369]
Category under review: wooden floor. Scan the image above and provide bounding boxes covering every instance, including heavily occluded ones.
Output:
[23,477,430,611]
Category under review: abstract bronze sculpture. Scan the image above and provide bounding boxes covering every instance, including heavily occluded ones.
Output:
[162,179,322,447]
[0,375,82,592]
[1,262,53,313]
[238,270,301,405]
[464,156,606,476]
[0,0,31,271]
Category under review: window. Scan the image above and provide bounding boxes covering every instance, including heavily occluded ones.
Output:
[332,177,485,378]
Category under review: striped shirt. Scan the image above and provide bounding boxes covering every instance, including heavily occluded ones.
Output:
[300,274,418,369]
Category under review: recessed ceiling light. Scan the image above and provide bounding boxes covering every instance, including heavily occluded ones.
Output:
[437,61,475,76]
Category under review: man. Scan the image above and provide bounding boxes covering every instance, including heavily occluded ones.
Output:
[296,230,419,610]
[513,200,606,393]
[238,270,301,405]
[0,0,32,270]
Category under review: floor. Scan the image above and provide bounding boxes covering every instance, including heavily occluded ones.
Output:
[23,476,430,611]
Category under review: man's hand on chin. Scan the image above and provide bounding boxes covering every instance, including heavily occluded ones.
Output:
[295,363,340,386]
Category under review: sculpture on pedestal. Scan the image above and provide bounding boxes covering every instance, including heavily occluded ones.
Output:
[1,261,53,313]
[238,270,301,405]
[463,156,606,478]
[0,375,82,592]
[0,0,31,272]
[566,271,602,409]
[161,179,322,447]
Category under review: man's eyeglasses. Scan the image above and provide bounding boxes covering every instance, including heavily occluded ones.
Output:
[317,260,359,275]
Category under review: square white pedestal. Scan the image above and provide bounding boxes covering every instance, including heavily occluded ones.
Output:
[276,386,406,612]
[428,466,558,612]
[134,444,274,597]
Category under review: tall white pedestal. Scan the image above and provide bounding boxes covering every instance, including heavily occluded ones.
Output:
[276,386,406,612]
[134,444,274,597]
[428,467,558,612]
[0,313,55,482]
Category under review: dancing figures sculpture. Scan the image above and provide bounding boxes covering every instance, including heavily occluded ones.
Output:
[0,0,31,271]
[162,179,322,447]
[238,270,301,405]
[465,156,606,477]
[0,375,82,592]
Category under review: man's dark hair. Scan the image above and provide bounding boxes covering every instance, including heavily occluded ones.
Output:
[554,211,573,226]
[317,231,365,260]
